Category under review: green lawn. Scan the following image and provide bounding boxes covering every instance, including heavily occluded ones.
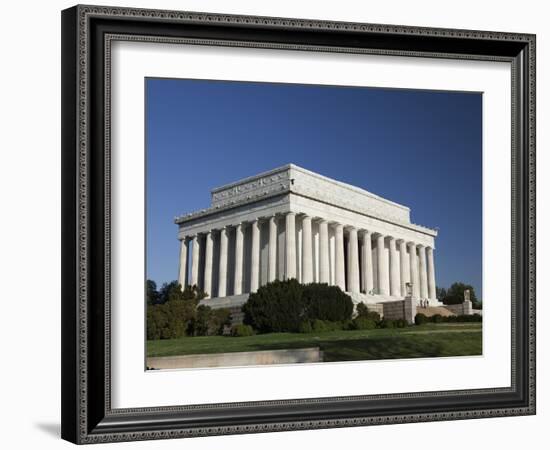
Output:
[147,323,482,362]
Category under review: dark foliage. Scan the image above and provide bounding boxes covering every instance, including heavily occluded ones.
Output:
[243,280,354,333]
[146,280,209,340]
[231,324,254,337]
[190,305,232,336]
[243,279,305,333]
[414,313,430,325]
[351,317,377,330]
[302,283,354,322]
[355,302,381,321]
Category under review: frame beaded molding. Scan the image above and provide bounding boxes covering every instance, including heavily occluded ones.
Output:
[71,4,536,444]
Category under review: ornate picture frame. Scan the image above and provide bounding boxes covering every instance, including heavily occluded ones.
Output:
[61,4,536,444]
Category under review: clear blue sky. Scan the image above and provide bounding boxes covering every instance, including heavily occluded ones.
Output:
[146,78,482,297]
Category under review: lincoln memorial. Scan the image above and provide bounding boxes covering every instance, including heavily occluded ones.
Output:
[175,164,440,310]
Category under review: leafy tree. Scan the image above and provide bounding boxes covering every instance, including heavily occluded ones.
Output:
[446,282,478,302]
[190,305,231,336]
[436,286,447,301]
[441,282,482,308]
[146,280,160,305]
[157,281,207,305]
[146,280,209,340]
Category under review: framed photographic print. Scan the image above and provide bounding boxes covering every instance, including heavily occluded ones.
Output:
[61,4,536,444]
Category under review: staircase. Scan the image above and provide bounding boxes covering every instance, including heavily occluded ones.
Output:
[417,306,456,317]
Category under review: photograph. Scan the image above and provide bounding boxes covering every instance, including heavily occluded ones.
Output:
[56,3,536,445]
[145,78,483,370]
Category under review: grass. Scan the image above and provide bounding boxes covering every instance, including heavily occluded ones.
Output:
[147,323,482,362]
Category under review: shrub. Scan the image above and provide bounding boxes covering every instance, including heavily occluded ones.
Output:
[352,317,377,330]
[414,313,430,325]
[311,319,328,332]
[431,314,444,324]
[325,320,344,331]
[379,319,396,329]
[146,297,197,340]
[355,302,369,317]
[146,280,208,340]
[243,280,353,333]
[394,319,408,328]
[355,302,381,321]
[302,283,354,322]
[190,306,231,336]
[341,319,354,331]
[243,279,305,333]
[231,324,254,337]
[299,321,313,333]
[455,314,482,323]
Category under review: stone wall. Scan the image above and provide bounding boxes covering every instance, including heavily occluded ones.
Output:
[363,302,384,317]
[381,297,416,324]
[443,301,474,316]
[147,347,323,369]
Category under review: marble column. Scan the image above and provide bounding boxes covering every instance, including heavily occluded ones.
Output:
[218,227,228,298]
[190,235,200,287]
[348,228,360,293]
[203,231,213,298]
[268,216,277,283]
[361,230,374,295]
[285,212,296,279]
[418,245,428,300]
[408,242,420,300]
[178,237,189,290]
[301,215,313,284]
[250,219,260,292]
[427,246,437,301]
[377,234,389,296]
[318,220,330,284]
[389,237,400,297]
[398,239,410,297]
[233,223,244,295]
[334,224,346,291]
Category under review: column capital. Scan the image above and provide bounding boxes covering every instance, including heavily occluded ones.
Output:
[360,229,372,236]
[417,243,426,249]
[387,235,397,242]
[426,246,434,252]
[396,238,406,244]
[407,241,417,248]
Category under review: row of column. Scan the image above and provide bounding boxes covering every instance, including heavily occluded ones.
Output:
[178,212,437,300]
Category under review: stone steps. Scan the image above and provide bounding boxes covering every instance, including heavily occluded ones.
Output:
[417,306,456,317]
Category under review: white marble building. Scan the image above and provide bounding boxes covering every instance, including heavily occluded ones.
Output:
[175,164,440,309]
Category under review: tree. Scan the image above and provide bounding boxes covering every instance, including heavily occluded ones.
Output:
[436,286,447,301]
[146,279,160,305]
[157,281,207,304]
[146,280,209,340]
[442,282,482,308]
[446,282,478,303]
